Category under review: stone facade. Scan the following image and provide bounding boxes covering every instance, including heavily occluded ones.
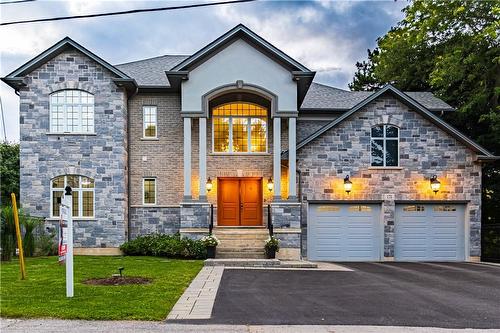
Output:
[18,50,128,248]
[129,207,180,239]
[297,93,482,258]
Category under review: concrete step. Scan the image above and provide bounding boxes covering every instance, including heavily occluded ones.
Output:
[216,252,266,259]
[279,260,318,268]
[205,258,280,266]
[217,247,264,252]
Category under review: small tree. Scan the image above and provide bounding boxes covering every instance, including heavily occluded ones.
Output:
[0,142,20,206]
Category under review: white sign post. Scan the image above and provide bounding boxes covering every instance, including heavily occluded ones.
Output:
[61,187,74,298]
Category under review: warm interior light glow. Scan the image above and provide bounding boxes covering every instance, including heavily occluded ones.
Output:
[206,177,213,192]
[267,177,274,192]
[430,175,441,193]
[344,175,353,194]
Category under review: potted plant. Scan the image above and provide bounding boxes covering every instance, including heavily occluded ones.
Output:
[201,234,220,259]
[265,236,280,259]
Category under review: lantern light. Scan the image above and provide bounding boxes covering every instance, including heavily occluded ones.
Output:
[267,177,274,192]
[344,175,353,194]
[206,177,213,193]
[430,175,441,194]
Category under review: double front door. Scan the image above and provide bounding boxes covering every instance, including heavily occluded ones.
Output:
[218,177,262,226]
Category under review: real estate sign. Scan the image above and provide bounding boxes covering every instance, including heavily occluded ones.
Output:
[58,207,68,263]
[60,190,74,298]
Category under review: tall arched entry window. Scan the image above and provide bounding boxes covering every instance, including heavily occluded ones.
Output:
[211,93,270,154]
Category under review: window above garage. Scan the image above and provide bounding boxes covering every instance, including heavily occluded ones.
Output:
[371,125,399,167]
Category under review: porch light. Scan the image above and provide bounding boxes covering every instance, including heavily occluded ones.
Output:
[343,175,352,194]
[206,177,213,193]
[430,175,441,194]
[267,177,274,192]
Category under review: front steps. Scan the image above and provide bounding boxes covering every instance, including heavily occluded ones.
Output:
[213,227,268,259]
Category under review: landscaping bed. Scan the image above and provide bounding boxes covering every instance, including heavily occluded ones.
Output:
[0,256,203,320]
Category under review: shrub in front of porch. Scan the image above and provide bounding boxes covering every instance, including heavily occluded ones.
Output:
[120,233,207,259]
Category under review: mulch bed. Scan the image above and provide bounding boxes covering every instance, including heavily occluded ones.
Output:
[83,276,152,286]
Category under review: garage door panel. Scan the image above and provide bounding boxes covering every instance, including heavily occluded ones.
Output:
[308,203,381,261]
[395,204,465,261]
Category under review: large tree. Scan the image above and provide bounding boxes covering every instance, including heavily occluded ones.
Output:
[350,0,500,260]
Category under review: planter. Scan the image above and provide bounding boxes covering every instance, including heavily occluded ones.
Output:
[266,248,276,259]
[206,246,217,259]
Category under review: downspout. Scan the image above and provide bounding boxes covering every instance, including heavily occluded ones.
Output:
[126,85,139,242]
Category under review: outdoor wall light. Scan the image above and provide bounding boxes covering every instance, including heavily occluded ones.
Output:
[343,175,353,194]
[267,177,274,192]
[206,177,213,193]
[430,175,441,194]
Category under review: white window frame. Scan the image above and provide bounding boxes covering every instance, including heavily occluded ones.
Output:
[49,90,95,134]
[142,106,158,139]
[50,175,95,218]
[211,116,268,154]
[142,178,157,205]
[370,124,400,167]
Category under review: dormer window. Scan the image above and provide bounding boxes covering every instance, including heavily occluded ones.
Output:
[371,124,399,167]
[50,90,94,134]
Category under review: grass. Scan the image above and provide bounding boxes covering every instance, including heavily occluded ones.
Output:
[0,256,203,320]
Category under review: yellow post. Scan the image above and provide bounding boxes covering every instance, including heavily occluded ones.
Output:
[11,193,26,280]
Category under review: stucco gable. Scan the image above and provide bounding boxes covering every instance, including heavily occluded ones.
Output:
[291,85,494,158]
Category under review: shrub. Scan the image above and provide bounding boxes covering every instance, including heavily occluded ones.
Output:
[265,236,280,252]
[22,216,43,257]
[36,228,58,256]
[200,234,219,247]
[120,233,207,259]
[1,206,16,261]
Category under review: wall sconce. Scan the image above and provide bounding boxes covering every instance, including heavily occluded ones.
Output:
[267,177,274,192]
[344,175,352,194]
[430,175,441,194]
[206,177,213,193]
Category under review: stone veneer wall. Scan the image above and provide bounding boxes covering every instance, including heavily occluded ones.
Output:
[297,93,482,258]
[129,207,180,239]
[18,50,128,248]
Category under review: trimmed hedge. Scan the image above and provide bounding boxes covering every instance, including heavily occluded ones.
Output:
[120,233,207,259]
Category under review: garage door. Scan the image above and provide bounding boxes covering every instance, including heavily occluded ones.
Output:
[308,203,382,261]
[395,204,465,261]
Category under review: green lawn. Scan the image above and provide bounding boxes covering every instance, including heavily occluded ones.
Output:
[0,256,203,320]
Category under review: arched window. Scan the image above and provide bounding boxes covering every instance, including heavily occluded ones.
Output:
[50,90,94,133]
[51,175,95,218]
[212,102,268,153]
[371,124,399,167]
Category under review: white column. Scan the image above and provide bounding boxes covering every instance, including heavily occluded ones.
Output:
[273,117,281,200]
[183,117,192,200]
[288,117,297,200]
[199,117,207,201]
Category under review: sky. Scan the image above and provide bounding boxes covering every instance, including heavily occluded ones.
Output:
[0,0,407,142]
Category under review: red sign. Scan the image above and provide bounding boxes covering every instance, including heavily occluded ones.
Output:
[58,212,68,263]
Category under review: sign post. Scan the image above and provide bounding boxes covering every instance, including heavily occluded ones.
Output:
[11,193,26,280]
[60,186,74,298]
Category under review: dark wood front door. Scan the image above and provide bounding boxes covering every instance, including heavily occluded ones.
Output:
[218,178,262,226]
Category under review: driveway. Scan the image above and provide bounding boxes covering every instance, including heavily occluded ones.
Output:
[204,262,500,328]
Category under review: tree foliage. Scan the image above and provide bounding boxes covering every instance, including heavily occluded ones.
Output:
[0,142,20,206]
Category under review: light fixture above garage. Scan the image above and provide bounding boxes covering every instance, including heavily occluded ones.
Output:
[430,175,441,194]
[206,177,213,193]
[267,177,274,192]
[344,175,352,194]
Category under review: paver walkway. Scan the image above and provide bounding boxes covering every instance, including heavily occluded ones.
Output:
[167,266,224,320]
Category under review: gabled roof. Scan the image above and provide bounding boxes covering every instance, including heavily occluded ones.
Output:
[301,82,455,112]
[291,84,494,157]
[116,55,189,87]
[2,37,132,90]
[170,24,311,72]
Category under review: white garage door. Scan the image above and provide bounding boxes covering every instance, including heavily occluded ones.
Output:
[308,203,382,261]
[395,204,466,261]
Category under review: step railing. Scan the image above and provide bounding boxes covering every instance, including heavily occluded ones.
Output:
[209,204,214,234]
[267,204,273,237]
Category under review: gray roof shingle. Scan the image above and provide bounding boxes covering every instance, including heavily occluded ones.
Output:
[301,82,454,111]
[115,55,189,87]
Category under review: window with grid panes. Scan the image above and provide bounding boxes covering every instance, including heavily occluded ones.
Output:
[143,106,157,138]
[51,175,94,218]
[371,125,399,167]
[49,90,94,133]
[212,102,267,153]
